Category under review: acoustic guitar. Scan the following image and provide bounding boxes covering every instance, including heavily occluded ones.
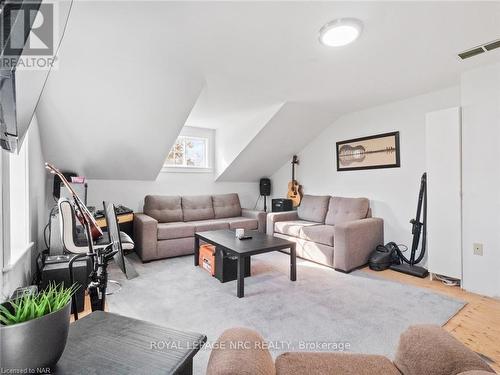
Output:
[287,155,303,207]
[45,163,103,240]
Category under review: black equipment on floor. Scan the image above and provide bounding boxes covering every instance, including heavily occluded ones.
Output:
[369,173,429,278]
[40,254,89,313]
[272,198,293,212]
[368,243,400,271]
[260,178,271,211]
[215,249,251,283]
[392,173,429,278]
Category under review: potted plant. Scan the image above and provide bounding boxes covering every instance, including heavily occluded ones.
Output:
[0,283,78,371]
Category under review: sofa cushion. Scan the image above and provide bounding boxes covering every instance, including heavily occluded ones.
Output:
[207,328,275,375]
[297,195,331,223]
[144,195,183,223]
[325,197,370,225]
[157,222,195,240]
[276,352,400,375]
[299,224,335,247]
[213,193,242,219]
[190,219,229,232]
[182,195,215,222]
[274,220,319,238]
[226,217,258,231]
[394,325,495,375]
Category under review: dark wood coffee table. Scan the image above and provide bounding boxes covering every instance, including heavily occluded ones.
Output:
[55,311,206,374]
[194,230,296,298]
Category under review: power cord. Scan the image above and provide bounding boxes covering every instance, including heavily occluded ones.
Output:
[253,195,261,210]
[434,274,460,287]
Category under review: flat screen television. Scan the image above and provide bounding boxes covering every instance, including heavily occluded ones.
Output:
[0,0,73,153]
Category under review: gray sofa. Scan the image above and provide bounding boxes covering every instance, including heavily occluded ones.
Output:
[134,193,266,261]
[267,195,383,272]
[206,325,495,375]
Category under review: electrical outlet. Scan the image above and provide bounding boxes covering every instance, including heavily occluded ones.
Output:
[473,243,483,256]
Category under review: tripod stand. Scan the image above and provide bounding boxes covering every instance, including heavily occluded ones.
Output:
[390,173,429,278]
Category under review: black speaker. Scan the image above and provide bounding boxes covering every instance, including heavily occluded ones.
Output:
[272,199,293,212]
[260,178,271,196]
[40,255,89,313]
[52,172,77,199]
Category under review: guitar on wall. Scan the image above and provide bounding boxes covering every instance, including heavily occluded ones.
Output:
[287,155,303,207]
[45,163,103,240]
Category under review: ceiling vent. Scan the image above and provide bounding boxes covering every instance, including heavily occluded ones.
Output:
[458,38,500,60]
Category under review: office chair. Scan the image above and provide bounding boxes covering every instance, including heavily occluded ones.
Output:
[58,198,134,254]
[58,198,135,297]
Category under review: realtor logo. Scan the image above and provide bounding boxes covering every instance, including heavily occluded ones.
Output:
[1,1,54,56]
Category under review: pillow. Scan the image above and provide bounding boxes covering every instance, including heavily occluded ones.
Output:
[325,197,369,225]
[212,194,242,219]
[297,195,331,223]
[182,195,215,222]
[144,195,182,223]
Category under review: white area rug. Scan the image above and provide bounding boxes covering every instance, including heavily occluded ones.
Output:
[107,252,464,374]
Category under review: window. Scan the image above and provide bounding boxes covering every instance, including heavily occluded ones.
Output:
[1,137,30,268]
[165,135,209,169]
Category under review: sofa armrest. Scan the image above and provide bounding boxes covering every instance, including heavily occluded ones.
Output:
[394,325,495,375]
[133,213,158,262]
[206,327,275,375]
[333,217,384,272]
[266,211,299,235]
[241,208,267,233]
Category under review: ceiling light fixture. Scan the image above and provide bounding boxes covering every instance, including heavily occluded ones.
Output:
[319,18,363,47]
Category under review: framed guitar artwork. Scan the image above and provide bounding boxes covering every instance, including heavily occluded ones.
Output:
[336,131,400,171]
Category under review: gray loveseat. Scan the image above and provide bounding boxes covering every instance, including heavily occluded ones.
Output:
[267,195,383,272]
[134,193,266,262]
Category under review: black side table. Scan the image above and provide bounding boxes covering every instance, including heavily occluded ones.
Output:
[54,311,206,374]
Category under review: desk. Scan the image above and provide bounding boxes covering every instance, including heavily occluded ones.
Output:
[96,212,134,239]
[95,212,134,228]
[56,311,206,374]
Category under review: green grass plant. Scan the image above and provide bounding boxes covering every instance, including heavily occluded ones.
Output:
[0,283,78,326]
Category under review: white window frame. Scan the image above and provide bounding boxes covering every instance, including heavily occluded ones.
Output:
[1,138,32,272]
[162,127,214,173]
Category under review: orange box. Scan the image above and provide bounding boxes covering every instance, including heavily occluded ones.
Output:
[199,244,216,276]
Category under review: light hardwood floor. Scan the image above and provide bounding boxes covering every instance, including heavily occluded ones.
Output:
[75,267,500,372]
[363,267,500,373]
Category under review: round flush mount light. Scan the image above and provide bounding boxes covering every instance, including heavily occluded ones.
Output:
[319,18,363,47]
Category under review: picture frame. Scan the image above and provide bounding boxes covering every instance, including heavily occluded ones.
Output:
[336,131,400,171]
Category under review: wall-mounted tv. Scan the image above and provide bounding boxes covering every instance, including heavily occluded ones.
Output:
[0,0,72,153]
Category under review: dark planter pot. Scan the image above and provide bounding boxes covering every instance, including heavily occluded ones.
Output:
[0,301,71,371]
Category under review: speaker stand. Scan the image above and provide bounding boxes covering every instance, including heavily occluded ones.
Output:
[263,196,267,212]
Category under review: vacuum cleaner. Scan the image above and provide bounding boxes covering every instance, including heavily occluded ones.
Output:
[369,173,429,278]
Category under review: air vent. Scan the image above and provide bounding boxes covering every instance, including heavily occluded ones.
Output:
[458,47,485,60]
[458,38,500,59]
[484,39,500,51]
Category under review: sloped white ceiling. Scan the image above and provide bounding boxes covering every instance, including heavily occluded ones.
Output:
[37,1,205,180]
[36,1,500,180]
[216,102,339,182]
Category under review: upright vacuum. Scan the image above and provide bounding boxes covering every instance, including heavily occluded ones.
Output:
[390,173,429,278]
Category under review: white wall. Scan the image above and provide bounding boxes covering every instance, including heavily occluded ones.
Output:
[86,173,260,213]
[271,87,460,261]
[461,63,500,298]
[215,103,283,178]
